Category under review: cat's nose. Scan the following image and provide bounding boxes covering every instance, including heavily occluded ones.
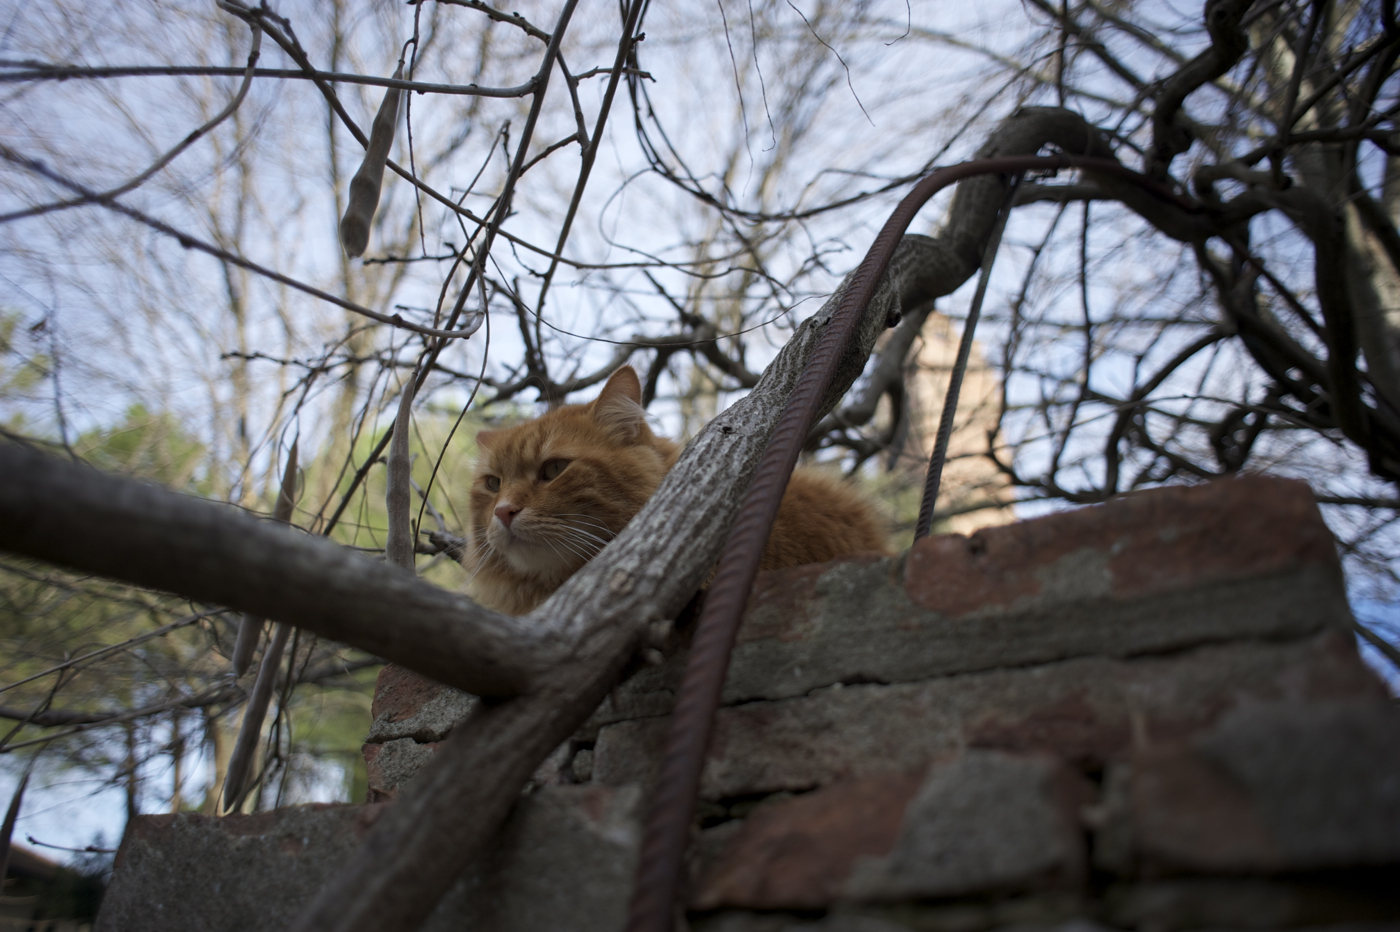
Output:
[494,502,521,529]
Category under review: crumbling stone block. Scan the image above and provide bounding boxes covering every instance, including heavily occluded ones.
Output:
[1107,700,1400,875]
[433,783,641,931]
[361,662,478,800]
[691,771,926,910]
[592,478,1352,740]
[98,803,383,932]
[97,785,640,932]
[593,632,1380,799]
[362,737,441,803]
[365,663,476,744]
[693,751,1089,910]
[841,751,1089,902]
[902,477,1339,616]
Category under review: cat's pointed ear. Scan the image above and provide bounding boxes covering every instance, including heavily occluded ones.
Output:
[476,429,500,451]
[594,366,646,441]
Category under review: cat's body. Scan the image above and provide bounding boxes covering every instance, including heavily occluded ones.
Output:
[464,366,889,615]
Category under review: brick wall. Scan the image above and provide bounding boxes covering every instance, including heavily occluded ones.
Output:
[99,476,1400,932]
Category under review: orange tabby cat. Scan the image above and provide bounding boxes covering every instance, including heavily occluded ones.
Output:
[464,366,889,614]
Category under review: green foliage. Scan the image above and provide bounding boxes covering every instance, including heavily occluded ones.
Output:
[0,309,51,432]
[1,386,517,819]
[305,403,507,589]
[1,407,219,728]
[75,404,209,494]
[276,663,380,804]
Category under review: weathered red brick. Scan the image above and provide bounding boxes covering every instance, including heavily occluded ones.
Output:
[1128,742,1282,872]
[904,476,1337,615]
[692,770,926,909]
[370,662,445,724]
[594,633,1380,799]
[1119,700,1400,875]
[738,552,889,646]
[362,665,476,798]
[364,736,442,802]
[600,478,1353,718]
[695,751,1090,910]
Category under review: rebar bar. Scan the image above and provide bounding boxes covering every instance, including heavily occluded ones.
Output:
[914,175,1021,539]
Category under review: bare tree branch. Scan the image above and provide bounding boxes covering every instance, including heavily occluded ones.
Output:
[0,441,554,698]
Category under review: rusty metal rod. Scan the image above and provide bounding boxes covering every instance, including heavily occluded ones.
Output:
[914,175,1021,539]
[623,152,1178,931]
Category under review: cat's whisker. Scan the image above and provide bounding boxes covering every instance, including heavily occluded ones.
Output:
[554,514,616,528]
[576,540,609,553]
[464,537,491,559]
[460,530,502,575]
[558,539,604,562]
[554,513,614,525]
[550,532,598,562]
[535,514,613,547]
[561,526,612,548]
[553,514,618,537]
[554,521,607,544]
[553,520,616,547]
[460,543,494,590]
[543,536,587,569]
[564,524,608,543]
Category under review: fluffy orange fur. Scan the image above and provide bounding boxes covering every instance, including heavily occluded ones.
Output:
[464,366,889,614]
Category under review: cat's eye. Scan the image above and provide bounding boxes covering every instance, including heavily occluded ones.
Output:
[539,459,568,481]
[484,476,500,492]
